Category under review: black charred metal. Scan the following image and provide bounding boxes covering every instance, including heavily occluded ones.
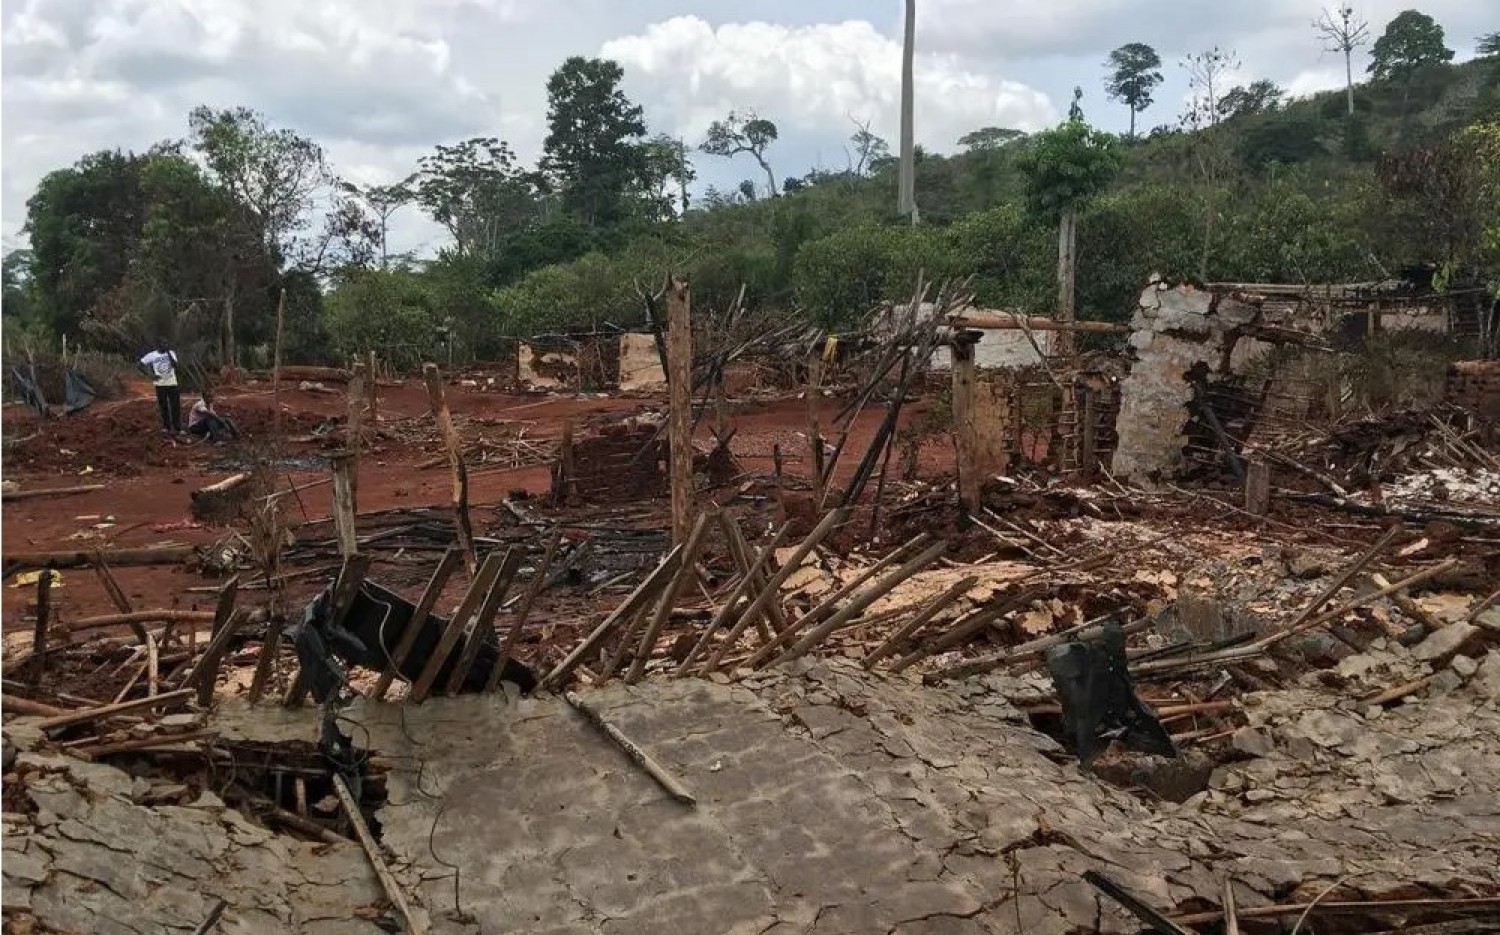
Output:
[1045,621,1176,767]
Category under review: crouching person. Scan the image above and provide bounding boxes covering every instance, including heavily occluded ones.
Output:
[187,391,240,443]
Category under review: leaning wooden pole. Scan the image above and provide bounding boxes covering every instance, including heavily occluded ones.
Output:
[329,451,359,559]
[29,570,55,685]
[424,363,477,575]
[271,288,286,440]
[666,276,694,546]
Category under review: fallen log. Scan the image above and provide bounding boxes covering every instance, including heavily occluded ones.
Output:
[3,545,195,570]
[566,691,696,805]
[190,472,254,523]
[66,610,216,635]
[1,484,106,502]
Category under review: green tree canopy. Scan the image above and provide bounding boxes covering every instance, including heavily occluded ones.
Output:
[1016,122,1122,222]
[541,57,647,227]
[1104,43,1164,137]
[701,110,781,197]
[1369,10,1454,82]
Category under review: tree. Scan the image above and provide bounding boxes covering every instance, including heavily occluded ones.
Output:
[340,181,411,269]
[1182,48,1240,128]
[701,110,781,197]
[1218,80,1285,120]
[637,134,695,218]
[1105,43,1164,138]
[849,120,890,175]
[541,57,647,227]
[1480,32,1500,58]
[1016,121,1121,353]
[409,138,538,259]
[1369,10,1454,82]
[1068,87,1086,123]
[1315,6,1371,116]
[957,127,1025,151]
[898,0,918,225]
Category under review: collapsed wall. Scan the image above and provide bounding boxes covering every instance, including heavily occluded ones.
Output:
[1110,281,1301,481]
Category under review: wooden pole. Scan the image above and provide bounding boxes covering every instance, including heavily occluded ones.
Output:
[488,531,562,693]
[33,688,194,732]
[1,484,106,501]
[3,546,193,570]
[331,774,428,935]
[863,574,978,669]
[29,570,54,685]
[409,551,506,703]
[807,352,826,504]
[366,350,378,425]
[272,287,286,440]
[444,547,523,695]
[330,451,358,559]
[1244,459,1271,515]
[1055,208,1078,360]
[346,360,366,453]
[187,608,248,707]
[424,363,477,575]
[558,419,576,506]
[625,510,713,683]
[666,277,694,546]
[542,546,684,690]
[247,617,283,705]
[91,552,149,644]
[952,332,980,514]
[565,691,696,805]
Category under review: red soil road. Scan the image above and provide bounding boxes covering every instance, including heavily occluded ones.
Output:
[2,376,953,629]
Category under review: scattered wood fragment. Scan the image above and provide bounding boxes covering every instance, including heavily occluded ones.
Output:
[4,545,194,570]
[566,691,695,805]
[33,688,193,732]
[2,484,106,502]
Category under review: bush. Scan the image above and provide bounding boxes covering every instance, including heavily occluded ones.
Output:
[792,225,956,328]
[322,268,443,370]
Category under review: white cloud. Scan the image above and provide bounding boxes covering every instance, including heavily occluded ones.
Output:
[603,16,1058,155]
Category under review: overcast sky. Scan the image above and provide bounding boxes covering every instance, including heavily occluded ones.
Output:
[2,0,1492,257]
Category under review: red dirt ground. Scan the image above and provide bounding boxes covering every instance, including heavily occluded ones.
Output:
[2,377,955,629]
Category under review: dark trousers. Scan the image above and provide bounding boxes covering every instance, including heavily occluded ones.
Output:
[155,386,182,433]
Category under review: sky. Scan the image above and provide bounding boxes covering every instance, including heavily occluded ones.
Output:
[1,0,1493,258]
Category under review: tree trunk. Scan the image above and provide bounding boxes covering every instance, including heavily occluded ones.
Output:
[1128,105,1136,139]
[1344,50,1354,116]
[222,280,237,373]
[1055,208,1078,359]
[897,0,918,225]
[666,278,694,546]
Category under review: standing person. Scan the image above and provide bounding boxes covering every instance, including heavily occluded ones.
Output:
[139,340,183,437]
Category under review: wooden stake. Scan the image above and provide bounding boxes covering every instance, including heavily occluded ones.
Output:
[807,352,826,505]
[366,350,378,425]
[332,773,428,935]
[1244,459,1271,515]
[952,332,980,514]
[566,691,695,805]
[666,277,694,546]
[863,575,978,669]
[717,512,789,637]
[410,551,506,703]
[626,511,713,682]
[558,418,577,506]
[543,546,684,690]
[330,451,358,559]
[29,569,55,685]
[187,608,249,707]
[701,507,850,672]
[444,547,523,695]
[767,539,948,667]
[424,363,476,575]
[271,287,286,440]
[372,548,463,701]
[247,617,282,705]
[347,360,366,452]
[488,532,562,693]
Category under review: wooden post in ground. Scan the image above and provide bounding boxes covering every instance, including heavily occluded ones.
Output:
[347,361,366,453]
[272,288,286,440]
[558,419,577,506]
[424,363,477,575]
[666,277,694,546]
[29,570,54,685]
[1079,383,1098,478]
[807,352,825,504]
[366,350,378,425]
[1055,208,1078,360]
[330,452,358,559]
[952,331,980,514]
[1244,459,1271,516]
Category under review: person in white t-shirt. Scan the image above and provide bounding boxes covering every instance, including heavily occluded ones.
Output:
[139,340,183,436]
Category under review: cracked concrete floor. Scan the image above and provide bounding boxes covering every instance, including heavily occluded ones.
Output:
[8,654,1500,934]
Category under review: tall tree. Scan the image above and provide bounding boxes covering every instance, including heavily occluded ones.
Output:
[638,134,695,218]
[1218,79,1285,119]
[409,138,538,259]
[700,110,780,197]
[1369,9,1454,82]
[1016,121,1120,355]
[340,180,411,269]
[898,0,918,224]
[957,127,1025,151]
[1182,48,1240,129]
[849,120,890,175]
[1104,43,1164,138]
[541,57,647,227]
[1315,5,1372,116]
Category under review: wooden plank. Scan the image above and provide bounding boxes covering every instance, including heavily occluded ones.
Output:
[624,511,713,683]
[667,277,694,545]
[330,451,358,559]
[424,363,476,575]
[332,774,428,935]
[34,688,194,732]
[187,608,249,707]
[247,616,283,705]
[952,333,980,514]
[409,551,506,703]
[542,546,684,691]
[372,548,464,701]
[444,547,523,696]
[488,532,562,693]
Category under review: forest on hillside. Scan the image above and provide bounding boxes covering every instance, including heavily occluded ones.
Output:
[4,9,1499,374]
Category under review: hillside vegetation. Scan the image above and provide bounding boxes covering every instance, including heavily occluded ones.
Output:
[5,16,1499,370]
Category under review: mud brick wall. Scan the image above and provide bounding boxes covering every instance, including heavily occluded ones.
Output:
[553,423,667,503]
[1446,361,1500,423]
